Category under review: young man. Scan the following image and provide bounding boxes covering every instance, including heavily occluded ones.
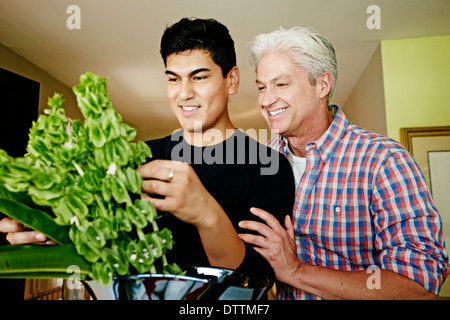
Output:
[239,26,449,299]
[137,18,295,281]
[0,18,295,287]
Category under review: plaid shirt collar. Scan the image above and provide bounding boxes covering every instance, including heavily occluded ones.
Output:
[274,105,348,162]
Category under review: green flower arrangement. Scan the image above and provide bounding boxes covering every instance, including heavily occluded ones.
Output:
[0,72,182,285]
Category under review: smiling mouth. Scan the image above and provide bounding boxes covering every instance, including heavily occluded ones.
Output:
[180,106,200,112]
[268,107,288,116]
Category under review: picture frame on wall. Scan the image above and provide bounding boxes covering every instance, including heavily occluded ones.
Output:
[399,126,450,299]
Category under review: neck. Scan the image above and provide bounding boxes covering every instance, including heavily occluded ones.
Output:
[286,106,334,158]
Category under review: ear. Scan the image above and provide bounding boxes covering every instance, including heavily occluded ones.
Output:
[318,72,332,100]
[227,66,240,96]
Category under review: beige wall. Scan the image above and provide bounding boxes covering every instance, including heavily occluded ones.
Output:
[0,43,177,143]
[381,35,450,143]
[344,37,450,298]
[0,43,81,121]
[342,44,387,136]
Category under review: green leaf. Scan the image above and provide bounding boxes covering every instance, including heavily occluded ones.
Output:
[125,204,148,229]
[111,177,132,205]
[47,93,65,109]
[163,262,184,275]
[159,227,175,250]
[146,232,163,258]
[90,261,113,285]
[28,185,63,206]
[0,244,91,279]
[66,192,89,218]
[0,185,36,208]
[33,170,61,189]
[0,186,70,244]
[115,207,132,232]
[87,118,107,148]
[134,198,157,223]
[86,225,106,248]
[52,198,73,226]
[123,166,142,195]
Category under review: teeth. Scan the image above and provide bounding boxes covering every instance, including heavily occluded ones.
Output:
[269,107,288,116]
[182,106,199,111]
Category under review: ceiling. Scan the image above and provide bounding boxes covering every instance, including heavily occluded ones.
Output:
[1,0,450,140]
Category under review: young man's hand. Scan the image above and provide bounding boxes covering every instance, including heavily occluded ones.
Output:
[0,217,55,244]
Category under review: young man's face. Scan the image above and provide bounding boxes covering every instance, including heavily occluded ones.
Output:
[255,50,323,137]
[165,49,238,134]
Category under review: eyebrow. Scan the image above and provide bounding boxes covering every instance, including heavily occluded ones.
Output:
[165,68,211,77]
[256,74,291,85]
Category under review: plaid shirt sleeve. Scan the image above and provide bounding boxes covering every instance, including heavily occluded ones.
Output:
[372,147,449,295]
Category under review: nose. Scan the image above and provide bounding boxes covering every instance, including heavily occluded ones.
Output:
[179,80,195,100]
[259,87,277,109]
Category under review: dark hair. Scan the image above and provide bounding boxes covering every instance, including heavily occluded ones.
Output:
[160,17,237,78]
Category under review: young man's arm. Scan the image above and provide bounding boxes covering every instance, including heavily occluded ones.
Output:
[138,159,245,269]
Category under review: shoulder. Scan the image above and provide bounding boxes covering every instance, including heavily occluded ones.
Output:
[344,124,422,179]
[346,124,410,157]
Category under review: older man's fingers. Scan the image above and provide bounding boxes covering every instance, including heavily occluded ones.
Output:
[238,219,273,237]
[238,232,268,248]
[284,215,295,240]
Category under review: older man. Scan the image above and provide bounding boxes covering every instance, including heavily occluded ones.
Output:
[239,26,449,299]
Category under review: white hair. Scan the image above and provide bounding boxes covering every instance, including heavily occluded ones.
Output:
[249,26,338,106]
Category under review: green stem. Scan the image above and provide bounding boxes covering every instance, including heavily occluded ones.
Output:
[150,221,167,268]
[152,220,159,232]
[72,160,84,176]
[161,254,168,267]
[94,193,108,218]
[136,228,146,242]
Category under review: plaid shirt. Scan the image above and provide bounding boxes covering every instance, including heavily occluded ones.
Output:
[268,106,449,299]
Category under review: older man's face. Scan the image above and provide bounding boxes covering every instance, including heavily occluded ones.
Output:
[255,51,323,138]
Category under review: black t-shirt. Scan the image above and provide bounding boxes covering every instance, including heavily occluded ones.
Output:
[145,129,295,282]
